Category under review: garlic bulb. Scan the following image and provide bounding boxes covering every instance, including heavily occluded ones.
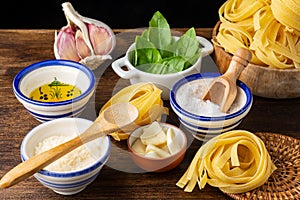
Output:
[54,2,116,70]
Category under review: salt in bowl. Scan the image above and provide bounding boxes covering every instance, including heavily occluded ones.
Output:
[170,73,253,141]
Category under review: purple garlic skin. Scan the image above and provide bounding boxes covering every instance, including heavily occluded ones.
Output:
[56,26,81,62]
[75,29,91,60]
[88,24,113,55]
[54,2,115,70]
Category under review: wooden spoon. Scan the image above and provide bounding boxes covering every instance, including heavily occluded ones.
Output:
[201,47,252,113]
[0,102,139,188]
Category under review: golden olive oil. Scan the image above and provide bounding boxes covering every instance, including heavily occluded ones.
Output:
[29,77,82,102]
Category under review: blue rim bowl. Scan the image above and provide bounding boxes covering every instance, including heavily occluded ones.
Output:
[170,73,253,139]
[12,59,96,122]
[20,118,111,195]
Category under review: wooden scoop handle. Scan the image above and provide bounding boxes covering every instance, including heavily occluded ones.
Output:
[223,47,252,81]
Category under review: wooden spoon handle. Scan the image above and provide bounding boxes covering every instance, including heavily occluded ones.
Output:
[224,47,252,81]
[0,102,139,188]
[0,135,83,188]
[0,121,109,188]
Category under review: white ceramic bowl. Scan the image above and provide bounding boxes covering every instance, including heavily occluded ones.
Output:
[20,118,111,195]
[170,73,253,141]
[13,60,96,122]
[127,122,187,172]
[111,36,214,100]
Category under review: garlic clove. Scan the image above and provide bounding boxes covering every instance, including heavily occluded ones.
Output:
[75,29,91,59]
[88,24,113,55]
[61,2,95,55]
[54,26,81,62]
[54,2,115,70]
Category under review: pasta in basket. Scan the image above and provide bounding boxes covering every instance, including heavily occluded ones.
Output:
[215,0,300,69]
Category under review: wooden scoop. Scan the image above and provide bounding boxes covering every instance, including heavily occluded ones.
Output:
[201,47,252,113]
[0,102,139,188]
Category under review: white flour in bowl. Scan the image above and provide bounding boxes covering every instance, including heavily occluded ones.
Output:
[34,135,100,172]
[175,78,246,117]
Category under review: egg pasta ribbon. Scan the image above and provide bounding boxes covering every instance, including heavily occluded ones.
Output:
[100,82,169,140]
[176,130,276,194]
[215,0,300,69]
[271,0,300,34]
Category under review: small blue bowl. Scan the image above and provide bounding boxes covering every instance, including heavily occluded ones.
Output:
[170,73,253,141]
[13,59,96,122]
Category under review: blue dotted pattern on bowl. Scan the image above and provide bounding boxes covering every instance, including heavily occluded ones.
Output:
[13,59,96,107]
[170,73,253,121]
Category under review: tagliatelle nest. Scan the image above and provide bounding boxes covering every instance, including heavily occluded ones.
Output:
[99,82,169,141]
[177,130,300,199]
[226,132,300,200]
[176,130,276,194]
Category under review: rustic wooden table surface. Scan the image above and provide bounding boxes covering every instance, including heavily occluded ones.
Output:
[0,28,299,200]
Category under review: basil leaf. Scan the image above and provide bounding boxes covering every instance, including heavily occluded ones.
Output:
[148,11,172,56]
[174,28,201,61]
[136,56,186,74]
[128,50,137,66]
[159,56,186,74]
[133,36,162,66]
[140,29,149,40]
[183,50,201,70]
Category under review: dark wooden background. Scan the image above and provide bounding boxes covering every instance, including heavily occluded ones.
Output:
[0,0,226,29]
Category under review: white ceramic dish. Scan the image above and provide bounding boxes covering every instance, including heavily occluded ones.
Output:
[111,36,213,100]
[21,117,111,195]
[170,73,253,141]
[13,59,96,122]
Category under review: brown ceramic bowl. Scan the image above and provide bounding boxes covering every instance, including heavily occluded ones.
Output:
[212,21,300,99]
[127,122,187,172]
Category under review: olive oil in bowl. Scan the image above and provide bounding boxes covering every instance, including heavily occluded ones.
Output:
[30,77,81,102]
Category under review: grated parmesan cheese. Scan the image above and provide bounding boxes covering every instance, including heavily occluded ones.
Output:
[34,135,99,172]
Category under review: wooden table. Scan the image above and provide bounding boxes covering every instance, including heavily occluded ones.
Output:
[0,28,299,200]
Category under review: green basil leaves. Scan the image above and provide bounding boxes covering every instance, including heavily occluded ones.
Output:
[130,11,202,74]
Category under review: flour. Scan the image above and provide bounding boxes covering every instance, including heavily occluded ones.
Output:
[34,135,101,172]
[175,78,246,117]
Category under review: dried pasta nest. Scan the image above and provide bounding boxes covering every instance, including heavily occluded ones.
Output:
[224,132,300,200]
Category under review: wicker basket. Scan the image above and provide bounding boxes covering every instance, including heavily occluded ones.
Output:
[224,132,300,200]
[212,21,300,99]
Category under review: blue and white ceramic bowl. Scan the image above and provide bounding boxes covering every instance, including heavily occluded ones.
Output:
[20,118,111,195]
[13,60,96,122]
[170,73,253,141]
